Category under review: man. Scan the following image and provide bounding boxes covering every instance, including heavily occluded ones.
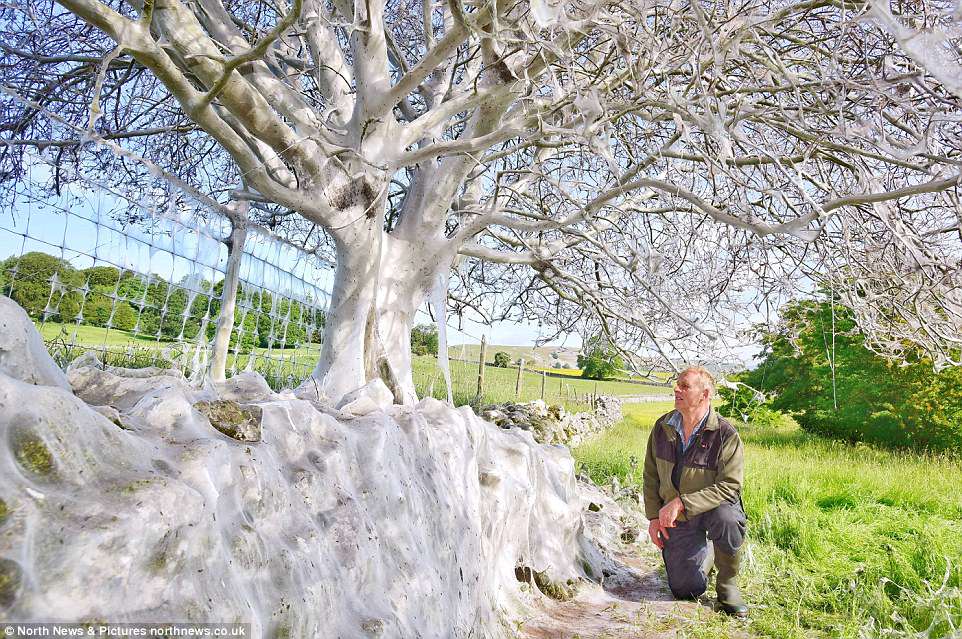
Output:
[642,366,748,617]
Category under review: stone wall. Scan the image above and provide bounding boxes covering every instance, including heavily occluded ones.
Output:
[481,395,624,447]
[0,295,611,637]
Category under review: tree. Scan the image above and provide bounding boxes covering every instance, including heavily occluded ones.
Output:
[578,335,623,380]
[493,352,511,368]
[3,0,962,404]
[411,324,439,357]
[743,297,962,451]
[83,292,138,331]
[0,253,83,322]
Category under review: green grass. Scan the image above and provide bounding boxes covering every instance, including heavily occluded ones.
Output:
[38,321,321,389]
[450,343,674,384]
[574,404,962,638]
[413,356,671,412]
[36,321,667,409]
[38,321,165,348]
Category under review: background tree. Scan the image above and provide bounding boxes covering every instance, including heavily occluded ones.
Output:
[743,297,962,451]
[493,352,511,368]
[0,253,83,322]
[578,335,624,380]
[2,0,961,404]
[410,324,439,357]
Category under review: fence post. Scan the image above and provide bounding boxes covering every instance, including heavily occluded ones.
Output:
[476,334,487,400]
[593,382,598,408]
[540,370,546,400]
[210,207,248,382]
[515,358,525,399]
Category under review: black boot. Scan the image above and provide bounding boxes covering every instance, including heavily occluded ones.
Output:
[715,549,749,618]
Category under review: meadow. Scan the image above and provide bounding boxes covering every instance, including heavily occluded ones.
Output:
[574,403,962,638]
[35,321,671,410]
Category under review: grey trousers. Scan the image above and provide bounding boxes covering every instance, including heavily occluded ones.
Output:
[661,501,747,599]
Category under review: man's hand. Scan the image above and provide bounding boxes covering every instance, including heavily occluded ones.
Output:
[647,519,668,549]
[658,496,685,529]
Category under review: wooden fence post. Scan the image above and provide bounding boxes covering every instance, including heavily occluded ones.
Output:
[540,370,546,400]
[476,334,487,400]
[515,358,525,399]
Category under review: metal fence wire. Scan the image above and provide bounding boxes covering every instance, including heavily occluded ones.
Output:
[1,156,333,391]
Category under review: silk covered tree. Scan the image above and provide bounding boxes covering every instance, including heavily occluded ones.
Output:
[2,0,961,403]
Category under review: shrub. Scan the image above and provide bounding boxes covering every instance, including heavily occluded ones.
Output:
[411,324,439,356]
[744,296,962,452]
[0,252,84,321]
[719,378,796,429]
[577,334,624,380]
[493,351,510,368]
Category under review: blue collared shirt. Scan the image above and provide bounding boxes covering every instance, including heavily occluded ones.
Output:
[668,408,710,453]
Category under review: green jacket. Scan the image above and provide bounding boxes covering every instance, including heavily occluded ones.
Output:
[642,408,744,521]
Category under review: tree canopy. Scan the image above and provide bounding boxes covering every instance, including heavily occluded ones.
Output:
[2,0,961,401]
[577,335,623,380]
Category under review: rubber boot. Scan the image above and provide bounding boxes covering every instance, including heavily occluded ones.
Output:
[714,549,749,618]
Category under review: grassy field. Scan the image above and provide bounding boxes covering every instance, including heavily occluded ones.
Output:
[38,321,322,385]
[413,355,672,410]
[574,403,962,638]
[450,342,675,384]
[36,321,670,409]
[448,343,581,369]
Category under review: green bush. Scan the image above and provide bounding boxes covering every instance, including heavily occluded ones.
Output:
[83,293,138,331]
[577,334,623,380]
[0,252,84,321]
[719,379,796,429]
[744,297,962,452]
[749,405,797,429]
[718,380,762,422]
[493,351,510,368]
[411,324,439,356]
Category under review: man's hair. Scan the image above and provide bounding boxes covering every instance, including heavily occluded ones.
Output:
[680,366,716,397]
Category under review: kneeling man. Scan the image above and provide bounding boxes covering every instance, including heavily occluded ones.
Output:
[642,366,748,617]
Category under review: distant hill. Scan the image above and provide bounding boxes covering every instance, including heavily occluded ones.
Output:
[447,344,580,369]
[447,344,739,379]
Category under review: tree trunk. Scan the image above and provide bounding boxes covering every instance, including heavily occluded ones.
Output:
[209,221,247,382]
[308,229,451,406]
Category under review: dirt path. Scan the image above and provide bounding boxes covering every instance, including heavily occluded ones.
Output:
[517,482,745,639]
[518,543,704,639]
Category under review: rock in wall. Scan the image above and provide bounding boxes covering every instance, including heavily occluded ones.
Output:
[481,397,624,447]
[0,297,599,637]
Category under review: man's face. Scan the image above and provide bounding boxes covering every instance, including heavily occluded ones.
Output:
[674,372,708,412]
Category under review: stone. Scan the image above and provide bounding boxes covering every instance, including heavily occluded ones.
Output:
[212,371,275,402]
[0,558,24,610]
[527,400,549,418]
[336,378,394,416]
[0,310,623,635]
[479,397,621,446]
[292,378,331,405]
[194,400,263,442]
[67,352,191,411]
[0,296,70,390]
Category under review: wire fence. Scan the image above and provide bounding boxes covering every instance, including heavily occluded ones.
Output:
[1,157,332,390]
[0,162,673,412]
